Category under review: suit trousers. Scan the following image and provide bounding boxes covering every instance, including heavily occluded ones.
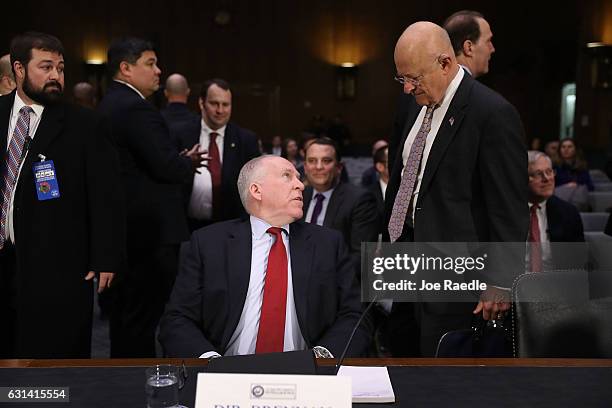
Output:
[0,242,16,358]
[110,244,179,358]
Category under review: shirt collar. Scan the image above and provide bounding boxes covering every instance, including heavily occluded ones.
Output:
[250,215,290,240]
[529,199,548,210]
[201,119,227,138]
[438,67,464,110]
[312,186,335,199]
[113,79,146,100]
[459,64,472,76]
[13,91,45,119]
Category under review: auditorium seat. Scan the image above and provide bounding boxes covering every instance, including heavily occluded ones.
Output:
[580,212,609,231]
[588,192,612,212]
[589,169,611,183]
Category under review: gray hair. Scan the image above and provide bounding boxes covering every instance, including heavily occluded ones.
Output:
[528,150,552,166]
[237,155,270,210]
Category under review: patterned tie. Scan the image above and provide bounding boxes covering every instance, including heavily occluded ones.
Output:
[255,227,288,353]
[388,105,436,242]
[0,106,33,249]
[308,193,325,225]
[208,132,222,220]
[528,204,543,272]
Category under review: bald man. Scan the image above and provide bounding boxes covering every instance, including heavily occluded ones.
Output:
[0,54,16,95]
[73,82,96,108]
[161,73,198,130]
[385,22,527,356]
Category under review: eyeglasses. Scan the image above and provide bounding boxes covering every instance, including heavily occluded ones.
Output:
[394,73,425,87]
[529,168,555,180]
[394,54,444,88]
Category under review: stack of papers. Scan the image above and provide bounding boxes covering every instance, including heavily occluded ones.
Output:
[337,365,396,403]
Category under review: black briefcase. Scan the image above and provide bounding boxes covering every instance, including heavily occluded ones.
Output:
[435,317,513,358]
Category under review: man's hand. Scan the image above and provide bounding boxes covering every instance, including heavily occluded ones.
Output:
[181,144,209,173]
[85,271,115,293]
[473,286,511,320]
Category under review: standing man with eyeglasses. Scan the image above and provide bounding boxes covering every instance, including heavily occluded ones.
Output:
[385,22,527,357]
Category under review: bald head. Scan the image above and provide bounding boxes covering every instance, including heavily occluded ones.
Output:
[0,54,16,95]
[394,22,459,106]
[164,73,190,103]
[73,82,96,108]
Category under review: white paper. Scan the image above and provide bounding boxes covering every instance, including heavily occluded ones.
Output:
[337,365,396,403]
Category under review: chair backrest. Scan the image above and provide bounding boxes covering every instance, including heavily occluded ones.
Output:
[588,192,612,212]
[580,212,609,232]
[512,270,612,357]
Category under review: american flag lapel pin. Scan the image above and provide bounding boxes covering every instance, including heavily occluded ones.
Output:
[449,117,455,126]
[231,142,236,148]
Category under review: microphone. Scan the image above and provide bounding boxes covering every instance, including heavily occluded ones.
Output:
[21,136,32,160]
[334,294,379,375]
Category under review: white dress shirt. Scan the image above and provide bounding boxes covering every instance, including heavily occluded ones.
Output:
[188,121,226,220]
[304,188,334,226]
[401,68,464,223]
[379,179,387,200]
[222,216,306,356]
[4,92,44,244]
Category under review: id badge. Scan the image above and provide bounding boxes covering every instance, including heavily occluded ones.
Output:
[33,160,61,201]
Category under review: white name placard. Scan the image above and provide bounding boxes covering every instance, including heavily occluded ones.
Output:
[195,373,351,408]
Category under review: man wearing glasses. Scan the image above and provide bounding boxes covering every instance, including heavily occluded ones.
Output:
[385,22,527,357]
[526,150,584,272]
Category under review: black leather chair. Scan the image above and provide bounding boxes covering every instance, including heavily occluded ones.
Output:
[512,270,612,357]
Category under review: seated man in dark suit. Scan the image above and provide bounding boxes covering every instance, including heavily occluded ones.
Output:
[171,78,260,230]
[361,139,388,187]
[160,156,370,358]
[301,137,379,275]
[527,150,585,272]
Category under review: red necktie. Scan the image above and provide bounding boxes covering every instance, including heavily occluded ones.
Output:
[255,227,288,353]
[208,132,222,219]
[528,204,542,273]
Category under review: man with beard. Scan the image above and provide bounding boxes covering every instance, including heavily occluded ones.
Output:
[0,32,123,358]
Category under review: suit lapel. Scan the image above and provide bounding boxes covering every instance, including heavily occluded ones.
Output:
[323,183,343,227]
[417,73,472,199]
[221,219,253,347]
[301,187,313,222]
[545,198,561,241]
[0,92,15,162]
[221,123,237,187]
[289,221,313,340]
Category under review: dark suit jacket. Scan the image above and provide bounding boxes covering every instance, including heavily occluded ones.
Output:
[546,195,585,242]
[385,72,528,287]
[369,181,385,236]
[0,92,124,358]
[302,182,379,274]
[541,195,586,270]
[98,81,192,248]
[161,102,199,131]
[171,118,260,221]
[159,219,370,357]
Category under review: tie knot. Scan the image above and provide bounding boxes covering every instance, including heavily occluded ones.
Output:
[19,106,33,116]
[531,203,540,212]
[267,227,284,239]
[210,132,218,141]
[314,193,325,203]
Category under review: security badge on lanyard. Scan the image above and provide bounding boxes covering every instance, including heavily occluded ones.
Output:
[32,154,60,201]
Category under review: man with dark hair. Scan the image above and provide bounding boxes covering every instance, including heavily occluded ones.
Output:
[172,78,259,230]
[0,31,123,358]
[0,55,16,96]
[73,81,96,108]
[443,10,495,78]
[161,73,197,131]
[301,137,378,275]
[98,37,205,357]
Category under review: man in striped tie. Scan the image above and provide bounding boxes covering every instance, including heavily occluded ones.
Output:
[0,32,123,358]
